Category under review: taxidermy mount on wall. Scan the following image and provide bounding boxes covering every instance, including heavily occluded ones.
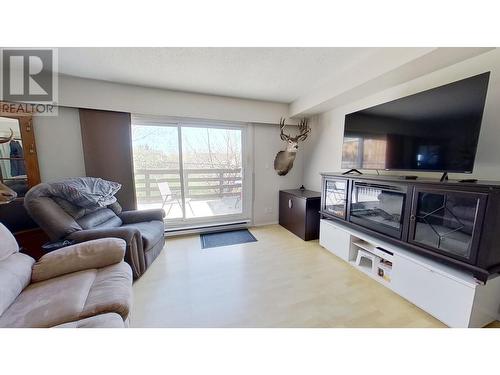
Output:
[274,117,310,176]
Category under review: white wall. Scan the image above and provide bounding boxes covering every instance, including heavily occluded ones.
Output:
[303,48,500,191]
[59,75,291,125]
[253,123,305,225]
[33,106,85,182]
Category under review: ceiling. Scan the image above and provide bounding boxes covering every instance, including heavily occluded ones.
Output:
[58,48,383,103]
[57,48,495,116]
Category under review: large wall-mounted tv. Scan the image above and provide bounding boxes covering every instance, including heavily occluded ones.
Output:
[341,72,490,173]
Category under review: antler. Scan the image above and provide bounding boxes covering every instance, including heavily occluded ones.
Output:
[279,117,290,141]
[294,118,310,142]
[0,128,13,144]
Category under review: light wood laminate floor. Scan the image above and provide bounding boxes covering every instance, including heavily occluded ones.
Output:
[131,224,500,328]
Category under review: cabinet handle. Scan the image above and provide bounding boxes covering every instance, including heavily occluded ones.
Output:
[288,199,293,209]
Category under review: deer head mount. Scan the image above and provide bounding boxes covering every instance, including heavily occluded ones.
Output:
[0,129,17,204]
[274,118,310,176]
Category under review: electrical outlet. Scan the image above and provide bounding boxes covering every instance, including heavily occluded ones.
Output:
[265,207,273,214]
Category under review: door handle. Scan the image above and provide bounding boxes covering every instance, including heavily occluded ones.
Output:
[288,199,293,209]
[410,215,416,221]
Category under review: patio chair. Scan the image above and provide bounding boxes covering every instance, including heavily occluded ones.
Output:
[157,180,194,216]
[234,179,242,209]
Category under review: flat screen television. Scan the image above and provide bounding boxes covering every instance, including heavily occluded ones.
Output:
[341,72,490,173]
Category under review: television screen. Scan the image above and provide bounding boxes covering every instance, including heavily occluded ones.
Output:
[341,72,490,173]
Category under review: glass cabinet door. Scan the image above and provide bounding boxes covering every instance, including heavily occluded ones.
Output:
[323,178,347,219]
[349,181,406,239]
[409,189,487,262]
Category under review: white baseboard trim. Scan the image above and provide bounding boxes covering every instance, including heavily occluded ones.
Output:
[165,220,279,237]
[165,221,250,237]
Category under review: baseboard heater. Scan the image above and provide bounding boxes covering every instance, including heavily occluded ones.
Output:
[165,220,250,237]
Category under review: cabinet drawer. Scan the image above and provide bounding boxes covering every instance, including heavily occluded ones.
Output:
[319,220,350,261]
[279,192,291,227]
[392,254,475,327]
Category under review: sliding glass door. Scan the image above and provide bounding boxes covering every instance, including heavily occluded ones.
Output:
[132,124,184,219]
[132,118,250,228]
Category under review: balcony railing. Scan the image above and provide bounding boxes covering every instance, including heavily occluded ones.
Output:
[134,168,242,203]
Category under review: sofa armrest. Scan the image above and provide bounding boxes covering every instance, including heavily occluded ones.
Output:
[66,227,144,279]
[119,209,165,224]
[67,227,140,244]
[31,238,126,283]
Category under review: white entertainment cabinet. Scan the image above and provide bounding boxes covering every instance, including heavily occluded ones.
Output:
[319,218,500,327]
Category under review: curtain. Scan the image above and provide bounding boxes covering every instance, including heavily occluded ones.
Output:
[79,109,137,210]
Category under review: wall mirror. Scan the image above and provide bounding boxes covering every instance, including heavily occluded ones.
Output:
[0,105,40,198]
[0,116,29,196]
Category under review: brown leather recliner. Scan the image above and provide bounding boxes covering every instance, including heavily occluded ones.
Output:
[24,183,165,279]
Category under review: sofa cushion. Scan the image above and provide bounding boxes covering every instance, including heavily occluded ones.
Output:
[0,269,97,328]
[0,253,35,316]
[121,220,165,250]
[77,208,122,230]
[0,223,19,261]
[54,313,125,328]
[52,196,97,219]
